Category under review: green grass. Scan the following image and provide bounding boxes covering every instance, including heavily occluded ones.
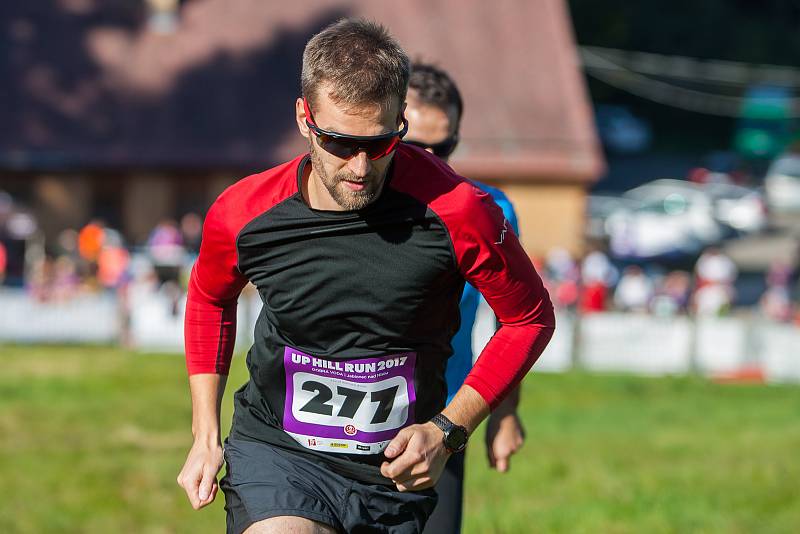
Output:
[0,345,798,533]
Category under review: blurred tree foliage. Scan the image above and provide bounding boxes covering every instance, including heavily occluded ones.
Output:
[568,0,800,65]
[568,0,800,154]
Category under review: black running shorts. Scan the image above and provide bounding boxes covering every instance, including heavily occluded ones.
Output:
[220,438,438,534]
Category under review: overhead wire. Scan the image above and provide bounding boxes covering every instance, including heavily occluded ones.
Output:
[579,46,800,117]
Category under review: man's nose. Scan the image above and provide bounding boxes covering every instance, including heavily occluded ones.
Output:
[348,151,372,178]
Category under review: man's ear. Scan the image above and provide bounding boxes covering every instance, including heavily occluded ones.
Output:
[296,97,310,139]
[400,101,407,124]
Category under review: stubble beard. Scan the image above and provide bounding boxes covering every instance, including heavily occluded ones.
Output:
[308,139,382,211]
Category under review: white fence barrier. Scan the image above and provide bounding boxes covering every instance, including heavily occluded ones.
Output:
[695,317,750,375]
[1,290,798,384]
[128,287,261,353]
[578,313,693,375]
[0,288,118,344]
[760,323,800,383]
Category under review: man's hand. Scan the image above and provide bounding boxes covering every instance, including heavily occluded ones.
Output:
[485,411,524,473]
[380,422,450,492]
[177,438,224,510]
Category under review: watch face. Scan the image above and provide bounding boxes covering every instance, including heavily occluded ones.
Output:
[445,426,468,452]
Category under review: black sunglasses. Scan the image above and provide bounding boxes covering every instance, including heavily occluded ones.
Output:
[404,135,459,159]
[304,98,408,160]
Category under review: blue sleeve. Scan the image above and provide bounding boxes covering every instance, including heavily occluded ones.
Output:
[445,181,521,403]
[475,183,520,236]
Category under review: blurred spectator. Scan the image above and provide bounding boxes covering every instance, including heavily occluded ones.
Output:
[582,249,618,286]
[147,219,184,280]
[147,219,186,316]
[148,219,183,260]
[580,250,617,313]
[694,247,738,315]
[56,228,79,257]
[614,266,653,312]
[78,220,105,263]
[52,255,80,300]
[180,212,203,254]
[695,247,738,286]
[545,248,580,310]
[0,240,6,285]
[28,255,79,302]
[77,219,107,285]
[94,226,129,289]
[760,261,794,322]
[98,246,130,289]
[651,271,692,316]
[580,281,607,313]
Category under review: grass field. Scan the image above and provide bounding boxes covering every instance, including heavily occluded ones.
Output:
[0,345,798,533]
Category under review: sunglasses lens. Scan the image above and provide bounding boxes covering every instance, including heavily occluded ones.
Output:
[318,135,399,160]
[403,138,456,159]
[364,137,399,159]
[317,135,356,159]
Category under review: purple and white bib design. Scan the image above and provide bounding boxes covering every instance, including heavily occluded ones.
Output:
[282,346,417,454]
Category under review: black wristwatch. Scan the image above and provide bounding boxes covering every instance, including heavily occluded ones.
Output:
[430,414,468,453]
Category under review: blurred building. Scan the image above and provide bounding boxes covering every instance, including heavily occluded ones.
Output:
[3,0,603,254]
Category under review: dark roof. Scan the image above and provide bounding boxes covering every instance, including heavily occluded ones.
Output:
[2,0,603,182]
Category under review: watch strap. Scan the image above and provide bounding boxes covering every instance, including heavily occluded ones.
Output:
[430,413,452,433]
[430,413,468,453]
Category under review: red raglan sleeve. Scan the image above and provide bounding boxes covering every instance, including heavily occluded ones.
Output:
[453,187,556,409]
[184,196,249,375]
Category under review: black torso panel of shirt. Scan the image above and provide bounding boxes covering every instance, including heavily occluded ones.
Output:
[230,156,466,484]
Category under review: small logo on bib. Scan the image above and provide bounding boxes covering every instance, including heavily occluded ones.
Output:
[344,424,357,436]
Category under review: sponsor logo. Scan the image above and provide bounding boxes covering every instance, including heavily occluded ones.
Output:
[307,438,320,446]
[494,218,509,245]
[356,444,371,452]
[344,424,357,436]
[330,442,348,449]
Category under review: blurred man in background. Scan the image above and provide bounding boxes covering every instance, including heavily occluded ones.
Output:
[404,62,526,534]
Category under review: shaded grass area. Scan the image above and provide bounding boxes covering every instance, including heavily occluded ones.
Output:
[0,345,798,533]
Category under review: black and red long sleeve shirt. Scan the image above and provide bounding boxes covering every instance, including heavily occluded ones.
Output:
[185,144,555,484]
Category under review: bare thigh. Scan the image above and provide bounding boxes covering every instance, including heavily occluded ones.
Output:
[244,515,338,534]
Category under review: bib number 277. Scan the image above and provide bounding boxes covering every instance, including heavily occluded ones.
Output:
[291,373,409,433]
[300,381,398,424]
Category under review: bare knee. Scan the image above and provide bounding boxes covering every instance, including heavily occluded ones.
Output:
[244,515,337,534]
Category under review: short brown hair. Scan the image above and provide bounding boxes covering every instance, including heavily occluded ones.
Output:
[409,62,463,130]
[302,18,410,111]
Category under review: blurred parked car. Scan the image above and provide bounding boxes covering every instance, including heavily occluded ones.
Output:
[594,105,652,154]
[626,179,767,235]
[764,153,800,212]
[606,184,721,261]
[585,194,643,241]
[589,179,767,261]
[703,182,767,234]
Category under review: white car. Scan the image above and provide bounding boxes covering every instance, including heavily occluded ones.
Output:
[626,179,766,235]
[605,180,724,261]
[765,154,800,211]
[703,182,767,234]
[585,194,643,241]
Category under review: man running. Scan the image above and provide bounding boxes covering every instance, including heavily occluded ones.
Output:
[177,19,554,534]
[404,62,526,534]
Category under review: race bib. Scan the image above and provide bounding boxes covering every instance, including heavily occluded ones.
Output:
[282,346,417,454]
